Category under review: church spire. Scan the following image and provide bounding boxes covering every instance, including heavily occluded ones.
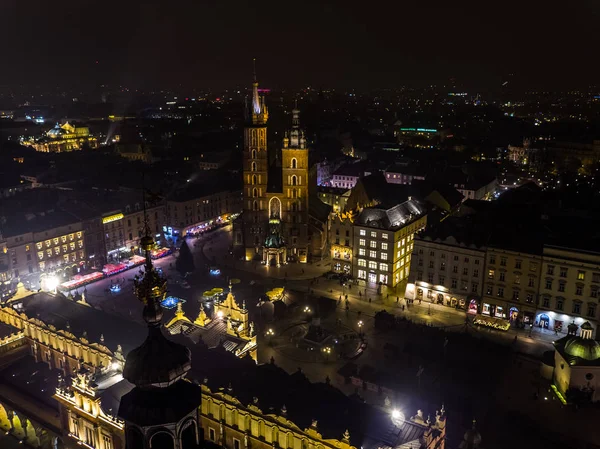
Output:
[250,59,268,125]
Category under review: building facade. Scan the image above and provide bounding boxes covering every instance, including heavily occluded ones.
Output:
[405,235,485,312]
[536,245,600,335]
[329,214,353,274]
[481,247,541,325]
[23,122,98,153]
[353,200,426,291]
[235,77,310,264]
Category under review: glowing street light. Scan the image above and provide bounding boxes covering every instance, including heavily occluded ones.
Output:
[303,306,312,314]
[358,320,364,336]
[45,275,59,294]
[322,346,331,361]
[266,328,275,346]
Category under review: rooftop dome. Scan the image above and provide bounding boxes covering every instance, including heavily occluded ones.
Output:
[123,326,191,388]
[556,321,600,363]
[563,338,600,361]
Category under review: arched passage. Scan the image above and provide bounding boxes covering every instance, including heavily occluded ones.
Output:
[180,419,198,449]
[150,431,175,449]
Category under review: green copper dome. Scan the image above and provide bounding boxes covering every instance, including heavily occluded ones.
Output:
[564,338,600,361]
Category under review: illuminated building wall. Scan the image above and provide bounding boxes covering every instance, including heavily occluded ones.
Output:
[23,122,99,153]
[353,205,426,290]
[537,246,600,335]
[167,189,242,235]
[0,306,122,377]
[330,214,353,274]
[34,226,85,274]
[55,369,125,449]
[482,248,541,324]
[405,237,486,311]
[4,231,34,280]
[200,385,358,449]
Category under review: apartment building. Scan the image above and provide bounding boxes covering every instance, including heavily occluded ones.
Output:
[353,199,426,291]
[481,247,541,325]
[406,235,485,312]
[536,245,600,335]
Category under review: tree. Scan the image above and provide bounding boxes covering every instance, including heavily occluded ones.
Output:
[176,241,195,275]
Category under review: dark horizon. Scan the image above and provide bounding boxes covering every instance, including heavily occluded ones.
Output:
[1,0,599,92]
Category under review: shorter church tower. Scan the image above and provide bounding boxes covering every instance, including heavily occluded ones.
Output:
[281,106,309,262]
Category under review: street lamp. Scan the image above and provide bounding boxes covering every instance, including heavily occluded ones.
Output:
[358,320,363,337]
[266,328,275,346]
[322,346,331,362]
[303,306,312,314]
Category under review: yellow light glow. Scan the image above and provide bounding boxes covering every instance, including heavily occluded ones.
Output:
[102,213,124,224]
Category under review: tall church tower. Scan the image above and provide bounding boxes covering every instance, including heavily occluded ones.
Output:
[240,62,270,261]
[281,105,309,262]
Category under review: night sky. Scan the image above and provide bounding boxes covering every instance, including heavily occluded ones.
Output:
[1,0,598,90]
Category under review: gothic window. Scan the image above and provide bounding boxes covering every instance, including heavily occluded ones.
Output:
[291,189,297,199]
[291,158,297,169]
[252,175,257,185]
[252,149,257,159]
[252,188,258,198]
[291,175,298,186]
[253,200,258,211]
[251,162,257,172]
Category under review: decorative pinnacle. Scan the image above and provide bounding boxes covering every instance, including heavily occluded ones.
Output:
[253,58,257,83]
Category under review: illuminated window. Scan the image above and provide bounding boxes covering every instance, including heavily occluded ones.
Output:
[488,269,495,279]
[54,247,60,255]
[61,236,67,243]
[69,234,74,241]
[45,240,51,248]
[63,255,69,263]
[379,263,388,271]
[53,238,59,245]
[381,252,388,260]
[39,261,45,271]
[79,250,84,259]
[358,259,366,267]
[78,241,83,248]
[578,271,585,281]
[70,243,75,251]
[77,232,82,239]
[25,245,30,252]
[62,245,68,253]
[46,249,52,257]
[369,241,377,248]
[382,233,388,240]
[38,252,44,260]
[359,239,365,246]
[71,253,76,262]
[369,250,377,258]
[36,242,42,250]
[359,249,365,256]
[368,261,377,269]
[381,243,388,250]
[359,230,366,236]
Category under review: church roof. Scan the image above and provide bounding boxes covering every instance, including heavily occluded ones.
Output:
[123,326,192,388]
[554,324,600,365]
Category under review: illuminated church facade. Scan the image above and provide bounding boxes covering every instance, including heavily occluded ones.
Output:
[234,75,311,264]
